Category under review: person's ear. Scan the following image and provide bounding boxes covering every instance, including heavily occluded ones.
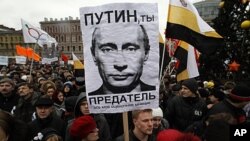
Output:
[90,47,98,65]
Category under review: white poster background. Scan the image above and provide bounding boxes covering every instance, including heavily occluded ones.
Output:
[80,3,159,113]
[15,56,27,64]
[41,57,58,64]
[0,56,8,66]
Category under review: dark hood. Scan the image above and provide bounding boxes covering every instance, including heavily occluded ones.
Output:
[74,92,86,117]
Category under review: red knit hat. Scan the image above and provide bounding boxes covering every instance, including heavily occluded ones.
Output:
[157,129,183,141]
[70,115,97,139]
[229,83,250,102]
[157,129,201,141]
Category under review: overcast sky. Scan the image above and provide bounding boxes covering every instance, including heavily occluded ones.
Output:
[0,0,202,30]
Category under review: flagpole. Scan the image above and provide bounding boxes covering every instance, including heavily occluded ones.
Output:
[160,40,166,80]
[29,41,38,80]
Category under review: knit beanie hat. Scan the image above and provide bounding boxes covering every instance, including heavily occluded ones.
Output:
[0,78,15,86]
[152,107,163,118]
[33,128,61,141]
[64,81,73,88]
[228,83,250,102]
[198,88,209,98]
[35,97,53,107]
[157,129,183,141]
[210,89,225,101]
[157,129,201,141]
[70,115,96,140]
[182,78,198,94]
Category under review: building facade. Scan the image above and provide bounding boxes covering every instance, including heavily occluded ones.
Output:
[40,16,83,60]
[194,0,221,26]
[0,25,37,57]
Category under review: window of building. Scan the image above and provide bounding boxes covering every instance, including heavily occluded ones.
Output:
[78,36,81,42]
[73,46,75,51]
[79,46,81,51]
[72,35,76,42]
[67,46,70,51]
[66,35,70,42]
[61,35,65,42]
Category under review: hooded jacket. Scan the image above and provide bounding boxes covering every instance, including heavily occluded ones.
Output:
[65,92,111,141]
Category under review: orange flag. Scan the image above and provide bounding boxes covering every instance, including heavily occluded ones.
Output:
[16,45,27,56]
[26,47,41,62]
[33,53,41,62]
[26,47,33,58]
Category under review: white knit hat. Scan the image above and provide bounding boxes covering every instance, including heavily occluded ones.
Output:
[152,107,163,117]
[21,75,28,81]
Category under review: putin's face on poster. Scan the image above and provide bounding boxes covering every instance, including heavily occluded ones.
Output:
[90,24,155,95]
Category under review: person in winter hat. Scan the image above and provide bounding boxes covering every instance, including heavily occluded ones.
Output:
[33,128,62,141]
[64,92,111,141]
[181,78,198,96]
[157,129,201,141]
[151,107,169,140]
[28,95,66,140]
[70,115,99,141]
[207,82,250,124]
[207,89,225,109]
[165,78,207,131]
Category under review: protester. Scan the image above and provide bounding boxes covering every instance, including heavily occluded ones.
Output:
[151,107,169,140]
[157,129,201,141]
[0,110,29,141]
[28,96,66,140]
[65,92,111,141]
[70,115,99,141]
[115,109,154,141]
[52,89,65,118]
[207,82,250,124]
[0,78,19,112]
[164,78,207,131]
[207,88,225,109]
[13,82,40,122]
[63,96,78,123]
[45,86,56,99]
[32,128,63,141]
[63,81,76,97]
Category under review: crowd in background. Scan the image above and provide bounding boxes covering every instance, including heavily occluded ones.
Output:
[0,62,250,141]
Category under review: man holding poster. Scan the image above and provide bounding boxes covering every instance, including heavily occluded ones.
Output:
[81,3,159,113]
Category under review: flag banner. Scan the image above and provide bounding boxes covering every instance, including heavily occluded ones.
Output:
[21,19,58,48]
[0,56,8,66]
[16,45,27,56]
[67,60,74,65]
[80,3,159,113]
[72,52,84,69]
[166,0,224,55]
[165,38,179,57]
[61,53,69,62]
[174,40,199,81]
[15,56,27,64]
[26,47,41,62]
[159,34,171,77]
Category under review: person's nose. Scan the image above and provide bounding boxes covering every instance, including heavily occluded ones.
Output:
[113,51,128,72]
[148,120,153,127]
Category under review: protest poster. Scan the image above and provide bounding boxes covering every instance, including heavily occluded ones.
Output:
[80,3,159,113]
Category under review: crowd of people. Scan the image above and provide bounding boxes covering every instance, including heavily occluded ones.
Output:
[0,63,250,141]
